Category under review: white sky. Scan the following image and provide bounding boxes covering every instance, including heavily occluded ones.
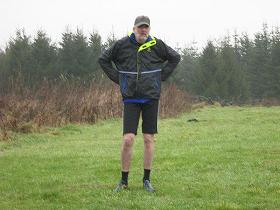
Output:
[0,0,279,49]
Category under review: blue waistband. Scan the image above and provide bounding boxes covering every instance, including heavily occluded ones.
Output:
[123,98,151,104]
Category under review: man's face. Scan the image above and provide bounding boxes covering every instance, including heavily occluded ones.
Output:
[133,24,150,44]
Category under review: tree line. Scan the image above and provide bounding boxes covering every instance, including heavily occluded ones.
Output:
[0,28,110,91]
[0,24,279,102]
[172,24,280,102]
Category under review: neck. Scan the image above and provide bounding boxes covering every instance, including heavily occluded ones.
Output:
[136,39,146,44]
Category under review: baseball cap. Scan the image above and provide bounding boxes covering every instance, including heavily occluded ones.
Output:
[134,15,150,27]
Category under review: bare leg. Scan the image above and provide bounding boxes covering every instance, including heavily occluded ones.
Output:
[143,133,155,169]
[121,133,135,171]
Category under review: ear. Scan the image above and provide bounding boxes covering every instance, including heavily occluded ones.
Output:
[133,26,136,32]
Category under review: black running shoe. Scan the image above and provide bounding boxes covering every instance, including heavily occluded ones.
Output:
[114,180,128,192]
[143,180,155,192]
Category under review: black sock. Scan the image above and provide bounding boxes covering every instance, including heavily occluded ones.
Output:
[121,171,129,184]
[143,169,151,182]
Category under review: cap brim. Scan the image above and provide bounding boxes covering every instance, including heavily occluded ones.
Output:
[135,22,150,27]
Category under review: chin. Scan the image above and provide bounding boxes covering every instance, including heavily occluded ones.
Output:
[140,36,148,41]
[135,34,148,43]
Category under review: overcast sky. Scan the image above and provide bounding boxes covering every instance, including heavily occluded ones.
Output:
[0,0,279,49]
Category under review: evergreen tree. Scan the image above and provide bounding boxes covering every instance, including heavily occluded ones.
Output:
[270,27,280,98]
[197,41,219,98]
[59,29,91,78]
[89,30,102,78]
[239,33,254,101]
[4,29,33,85]
[172,45,199,94]
[31,30,58,80]
[218,36,246,101]
[250,24,272,99]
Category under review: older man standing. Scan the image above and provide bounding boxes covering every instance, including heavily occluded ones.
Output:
[98,15,180,192]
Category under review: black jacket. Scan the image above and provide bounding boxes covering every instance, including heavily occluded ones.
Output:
[98,33,181,100]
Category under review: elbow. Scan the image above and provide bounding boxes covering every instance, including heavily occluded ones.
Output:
[98,55,103,65]
[175,53,181,63]
[98,55,107,69]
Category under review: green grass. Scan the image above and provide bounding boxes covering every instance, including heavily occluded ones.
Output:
[1,106,280,210]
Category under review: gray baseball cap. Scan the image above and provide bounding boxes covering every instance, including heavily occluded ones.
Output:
[134,15,150,27]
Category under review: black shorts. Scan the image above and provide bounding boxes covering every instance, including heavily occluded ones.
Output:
[123,99,159,135]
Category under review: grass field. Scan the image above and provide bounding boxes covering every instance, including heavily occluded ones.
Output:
[1,106,280,210]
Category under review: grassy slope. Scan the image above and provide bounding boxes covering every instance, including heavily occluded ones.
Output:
[0,106,280,210]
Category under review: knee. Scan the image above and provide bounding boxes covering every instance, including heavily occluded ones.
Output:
[123,133,135,148]
[143,134,154,145]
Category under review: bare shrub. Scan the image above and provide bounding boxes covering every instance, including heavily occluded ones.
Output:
[0,79,192,139]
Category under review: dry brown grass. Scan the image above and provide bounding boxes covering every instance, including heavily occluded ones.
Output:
[159,83,192,118]
[251,98,280,107]
[0,79,192,140]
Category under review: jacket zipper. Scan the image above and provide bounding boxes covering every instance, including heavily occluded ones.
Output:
[136,51,140,80]
[136,49,140,95]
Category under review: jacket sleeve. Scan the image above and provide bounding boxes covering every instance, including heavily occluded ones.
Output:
[159,40,181,81]
[98,42,119,85]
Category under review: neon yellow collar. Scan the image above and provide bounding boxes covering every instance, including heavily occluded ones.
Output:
[128,32,157,52]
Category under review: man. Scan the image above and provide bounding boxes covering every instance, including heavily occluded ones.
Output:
[98,15,180,192]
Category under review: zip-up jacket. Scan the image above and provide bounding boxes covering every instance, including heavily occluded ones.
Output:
[98,32,181,100]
